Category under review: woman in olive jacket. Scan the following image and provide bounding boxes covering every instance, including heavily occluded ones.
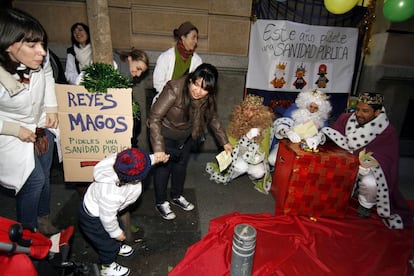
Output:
[148,63,232,220]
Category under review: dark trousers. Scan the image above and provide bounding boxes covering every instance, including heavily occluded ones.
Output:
[78,203,121,265]
[153,137,193,204]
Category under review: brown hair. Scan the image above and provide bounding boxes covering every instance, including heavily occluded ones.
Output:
[173,21,198,41]
[119,48,149,67]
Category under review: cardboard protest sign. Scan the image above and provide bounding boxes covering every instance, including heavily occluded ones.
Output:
[56,84,133,182]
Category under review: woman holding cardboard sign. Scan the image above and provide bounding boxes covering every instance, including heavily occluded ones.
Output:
[114,48,150,150]
[0,8,59,235]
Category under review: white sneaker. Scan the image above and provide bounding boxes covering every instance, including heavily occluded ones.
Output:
[118,244,134,257]
[172,196,195,211]
[100,262,130,276]
[155,201,176,220]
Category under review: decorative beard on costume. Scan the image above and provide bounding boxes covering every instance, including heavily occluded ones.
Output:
[291,108,326,130]
[292,89,331,130]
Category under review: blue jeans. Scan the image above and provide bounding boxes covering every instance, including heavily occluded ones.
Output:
[16,129,55,228]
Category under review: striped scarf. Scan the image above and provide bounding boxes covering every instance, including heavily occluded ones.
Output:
[13,63,31,84]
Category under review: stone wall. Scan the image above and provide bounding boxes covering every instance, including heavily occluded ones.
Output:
[13,0,252,152]
[13,0,252,55]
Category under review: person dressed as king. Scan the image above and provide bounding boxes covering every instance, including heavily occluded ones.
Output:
[206,94,275,194]
[323,92,413,229]
[268,89,332,166]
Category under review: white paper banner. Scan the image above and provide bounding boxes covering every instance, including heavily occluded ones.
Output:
[246,20,358,93]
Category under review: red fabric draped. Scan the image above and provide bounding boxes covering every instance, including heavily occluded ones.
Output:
[170,201,414,276]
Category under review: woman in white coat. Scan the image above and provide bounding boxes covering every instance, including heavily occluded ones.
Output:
[152,21,202,104]
[0,8,59,235]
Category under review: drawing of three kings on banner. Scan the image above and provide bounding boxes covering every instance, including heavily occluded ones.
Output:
[270,61,329,90]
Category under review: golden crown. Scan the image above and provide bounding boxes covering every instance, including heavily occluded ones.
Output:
[244,94,264,106]
[276,62,287,70]
[296,64,306,73]
[358,92,383,105]
[311,89,328,100]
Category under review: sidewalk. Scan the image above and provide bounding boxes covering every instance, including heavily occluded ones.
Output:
[1,153,413,275]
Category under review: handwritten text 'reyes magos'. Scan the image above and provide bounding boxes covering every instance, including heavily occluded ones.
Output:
[66,92,128,133]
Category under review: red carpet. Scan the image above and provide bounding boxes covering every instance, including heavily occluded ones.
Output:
[170,201,414,276]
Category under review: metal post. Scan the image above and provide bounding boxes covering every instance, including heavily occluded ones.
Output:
[230,224,257,276]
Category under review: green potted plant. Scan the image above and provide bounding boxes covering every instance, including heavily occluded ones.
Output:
[81,62,140,119]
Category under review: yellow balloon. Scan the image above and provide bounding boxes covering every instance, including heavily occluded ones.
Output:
[324,0,359,14]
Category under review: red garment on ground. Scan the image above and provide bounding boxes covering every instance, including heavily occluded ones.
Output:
[170,201,414,276]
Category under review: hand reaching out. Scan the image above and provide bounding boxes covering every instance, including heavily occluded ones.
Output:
[305,135,321,150]
[358,149,379,169]
[286,130,301,143]
[154,152,170,163]
[223,143,233,155]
